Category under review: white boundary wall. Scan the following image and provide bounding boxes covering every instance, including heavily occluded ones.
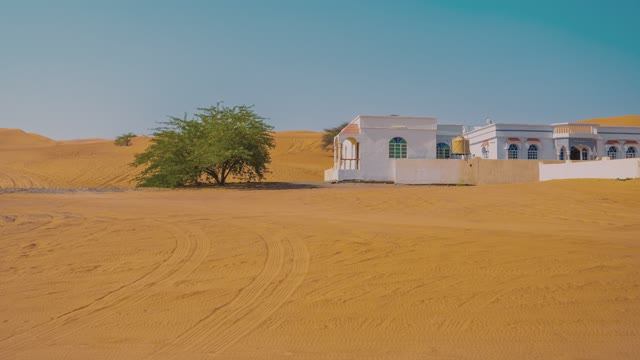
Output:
[539,158,640,181]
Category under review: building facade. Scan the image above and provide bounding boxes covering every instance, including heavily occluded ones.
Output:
[327,115,457,182]
[324,115,640,182]
[465,122,640,161]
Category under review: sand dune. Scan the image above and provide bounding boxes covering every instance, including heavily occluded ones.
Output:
[0,129,56,149]
[0,130,332,189]
[0,180,639,359]
[268,131,332,183]
[577,114,640,127]
[0,135,149,189]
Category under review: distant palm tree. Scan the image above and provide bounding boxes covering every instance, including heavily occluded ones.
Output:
[321,122,349,150]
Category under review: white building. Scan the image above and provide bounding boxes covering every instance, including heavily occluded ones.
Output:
[324,115,640,183]
[325,115,463,182]
[465,122,640,161]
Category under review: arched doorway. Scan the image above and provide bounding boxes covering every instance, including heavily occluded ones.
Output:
[570,146,581,160]
[481,146,489,159]
[559,146,566,160]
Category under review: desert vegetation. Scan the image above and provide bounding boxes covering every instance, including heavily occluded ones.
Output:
[133,104,275,187]
[114,132,137,146]
[321,122,349,149]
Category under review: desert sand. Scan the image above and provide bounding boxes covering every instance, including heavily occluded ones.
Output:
[0,129,332,189]
[578,114,640,127]
[1,120,639,359]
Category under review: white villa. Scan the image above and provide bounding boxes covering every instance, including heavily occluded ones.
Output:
[324,115,640,183]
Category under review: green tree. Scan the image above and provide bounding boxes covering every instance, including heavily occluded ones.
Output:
[321,122,349,150]
[114,132,136,146]
[133,104,275,187]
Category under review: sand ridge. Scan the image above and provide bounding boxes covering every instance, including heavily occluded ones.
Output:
[577,114,640,127]
[0,130,332,189]
[0,129,56,149]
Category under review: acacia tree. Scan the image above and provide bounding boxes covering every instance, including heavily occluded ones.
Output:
[321,122,349,150]
[133,104,274,187]
[114,132,136,146]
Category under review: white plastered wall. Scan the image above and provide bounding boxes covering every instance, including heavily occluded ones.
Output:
[539,158,640,181]
[354,116,438,182]
[357,129,437,181]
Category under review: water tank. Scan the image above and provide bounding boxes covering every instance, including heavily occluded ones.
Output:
[451,136,470,155]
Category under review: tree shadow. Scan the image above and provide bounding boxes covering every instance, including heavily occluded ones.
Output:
[192,182,324,191]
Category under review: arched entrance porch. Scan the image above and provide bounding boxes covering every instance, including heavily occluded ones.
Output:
[339,137,359,170]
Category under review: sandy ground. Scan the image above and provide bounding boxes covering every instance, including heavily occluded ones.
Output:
[1,120,639,359]
[1,181,639,359]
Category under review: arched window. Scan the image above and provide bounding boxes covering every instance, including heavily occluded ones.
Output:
[507,144,519,159]
[527,144,538,160]
[581,148,588,160]
[559,146,566,160]
[607,146,617,159]
[388,137,407,159]
[626,146,637,159]
[436,143,451,159]
[481,146,489,159]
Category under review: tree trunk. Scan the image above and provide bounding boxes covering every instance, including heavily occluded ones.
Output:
[205,168,221,185]
[219,161,236,186]
[218,165,230,186]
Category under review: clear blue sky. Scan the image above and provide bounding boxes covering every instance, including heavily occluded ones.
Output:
[1,0,638,139]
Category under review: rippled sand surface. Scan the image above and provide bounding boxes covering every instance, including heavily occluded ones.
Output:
[1,180,639,359]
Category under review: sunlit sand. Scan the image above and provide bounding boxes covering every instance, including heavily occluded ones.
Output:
[0,130,331,189]
[1,123,639,359]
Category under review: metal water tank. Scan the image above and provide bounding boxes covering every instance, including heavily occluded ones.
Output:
[452,136,470,155]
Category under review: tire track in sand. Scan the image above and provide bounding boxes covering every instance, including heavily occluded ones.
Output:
[0,167,51,189]
[152,232,309,358]
[0,169,18,188]
[0,219,211,356]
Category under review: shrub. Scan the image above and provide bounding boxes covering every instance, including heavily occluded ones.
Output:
[114,132,136,146]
